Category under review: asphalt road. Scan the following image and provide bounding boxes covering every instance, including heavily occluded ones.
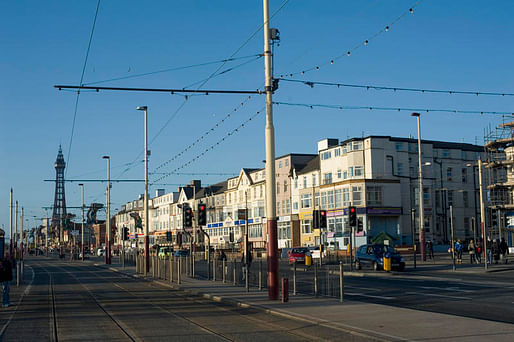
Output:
[0,257,372,341]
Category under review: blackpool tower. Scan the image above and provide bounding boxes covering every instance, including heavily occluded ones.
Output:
[51,145,67,243]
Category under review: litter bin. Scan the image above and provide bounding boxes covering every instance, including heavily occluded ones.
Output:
[383,252,391,272]
[305,254,312,266]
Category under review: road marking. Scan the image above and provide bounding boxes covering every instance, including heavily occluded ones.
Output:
[345,285,381,291]
[345,292,394,300]
[406,291,472,300]
[418,286,474,293]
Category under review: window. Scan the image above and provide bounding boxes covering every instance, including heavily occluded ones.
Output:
[279,161,282,168]
[293,202,299,210]
[277,201,281,215]
[335,148,341,157]
[354,166,364,177]
[343,188,350,207]
[366,186,382,206]
[278,221,291,240]
[323,173,332,185]
[463,191,469,208]
[321,151,332,160]
[295,178,298,189]
[395,142,403,151]
[423,187,430,206]
[276,182,280,194]
[435,190,441,208]
[461,168,468,183]
[249,225,262,238]
[260,185,263,198]
[442,149,450,157]
[314,192,320,207]
[343,170,348,179]
[285,159,289,167]
[286,199,290,213]
[447,167,453,181]
[352,186,362,205]
[335,189,342,208]
[327,190,335,209]
[337,169,342,179]
[312,174,317,187]
[321,192,327,209]
[353,141,363,150]
[303,176,308,188]
[301,219,312,234]
[397,163,403,176]
[447,190,454,206]
[301,194,312,208]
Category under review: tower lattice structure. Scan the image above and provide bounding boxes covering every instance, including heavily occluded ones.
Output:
[51,146,67,242]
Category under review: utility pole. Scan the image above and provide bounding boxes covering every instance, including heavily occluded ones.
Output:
[450,205,456,271]
[15,201,18,258]
[137,106,150,275]
[79,184,85,261]
[263,0,278,300]
[412,112,426,261]
[103,156,111,265]
[9,188,13,257]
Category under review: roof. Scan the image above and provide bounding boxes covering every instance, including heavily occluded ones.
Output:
[195,180,227,198]
[297,155,320,175]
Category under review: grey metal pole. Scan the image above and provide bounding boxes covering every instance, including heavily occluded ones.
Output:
[79,184,85,261]
[411,208,417,268]
[314,262,318,297]
[293,260,297,296]
[177,257,181,284]
[478,159,488,271]
[9,188,13,257]
[15,201,18,258]
[412,112,425,261]
[339,261,344,302]
[137,106,150,275]
[263,0,279,300]
[450,205,456,271]
[103,156,111,265]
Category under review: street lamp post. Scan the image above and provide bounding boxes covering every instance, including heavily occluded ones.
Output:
[79,183,85,261]
[411,112,426,261]
[137,105,150,275]
[466,163,479,242]
[103,156,111,265]
[478,158,488,271]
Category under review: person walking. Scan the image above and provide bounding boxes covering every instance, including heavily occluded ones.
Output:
[467,240,476,264]
[455,240,464,264]
[499,238,508,264]
[476,239,482,263]
[1,254,13,308]
[492,239,500,264]
[486,236,493,264]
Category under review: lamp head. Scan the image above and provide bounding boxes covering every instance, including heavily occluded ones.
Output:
[102,155,110,160]
[411,112,420,117]
[136,106,147,111]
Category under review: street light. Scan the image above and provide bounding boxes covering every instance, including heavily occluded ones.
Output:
[411,112,426,261]
[466,163,480,243]
[103,155,111,265]
[79,183,85,261]
[136,105,150,275]
[478,158,488,271]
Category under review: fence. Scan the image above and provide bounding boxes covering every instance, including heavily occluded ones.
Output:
[131,253,346,301]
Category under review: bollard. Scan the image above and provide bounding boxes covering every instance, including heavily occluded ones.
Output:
[233,260,236,286]
[258,260,262,291]
[213,257,217,282]
[383,253,391,272]
[314,262,318,297]
[177,258,181,284]
[221,260,227,283]
[339,261,344,302]
[293,260,297,296]
[281,277,289,303]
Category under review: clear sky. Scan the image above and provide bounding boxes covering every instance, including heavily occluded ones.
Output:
[1,1,513,236]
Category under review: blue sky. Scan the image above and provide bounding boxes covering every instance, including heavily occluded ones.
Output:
[1,1,513,235]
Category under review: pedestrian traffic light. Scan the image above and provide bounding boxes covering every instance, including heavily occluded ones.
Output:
[312,210,320,228]
[348,206,357,227]
[357,218,364,232]
[319,210,327,229]
[166,231,172,241]
[198,203,207,226]
[183,206,193,228]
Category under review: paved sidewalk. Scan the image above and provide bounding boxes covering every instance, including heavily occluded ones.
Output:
[101,261,514,342]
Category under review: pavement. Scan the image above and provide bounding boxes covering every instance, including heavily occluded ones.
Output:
[91,255,514,342]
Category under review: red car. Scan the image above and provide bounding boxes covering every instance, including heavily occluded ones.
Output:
[288,247,311,264]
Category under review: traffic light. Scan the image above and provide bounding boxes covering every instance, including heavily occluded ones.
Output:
[348,206,357,227]
[357,218,364,232]
[183,206,193,228]
[166,231,172,241]
[319,210,327,229]
[198,203,207,226]
[122,227,129,240]
[312,210,320,228]
[491,210,498,227]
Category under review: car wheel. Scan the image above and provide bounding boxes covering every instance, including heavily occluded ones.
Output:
[355,260,361,270]
[373,261,379,271]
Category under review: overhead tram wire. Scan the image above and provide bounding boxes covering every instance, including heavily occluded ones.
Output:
[93,0,292,183]
[152,96,255,172]
[273,101,514,116]
[152,106,266,184]
[65,0,101,177]
[83,54,262,86]
[278,0,423,79]
[278,78,514,97]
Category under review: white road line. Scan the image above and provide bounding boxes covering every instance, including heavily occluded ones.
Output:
[344,285,381,291]
[418,286,474,293]
[406,291,472,300]
[345,292,395,300]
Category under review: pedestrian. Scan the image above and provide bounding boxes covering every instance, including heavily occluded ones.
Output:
[492,239,500,264]
[426,240,434,260]
[218,250,227,261]
[1,254,13,308]
[455,240,463,264]
[467,239,476,264]
[476,240,482,263]
[499,238,508,264]
[486,236,493,264]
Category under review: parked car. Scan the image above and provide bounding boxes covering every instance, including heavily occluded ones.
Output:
[355,244,405,271]
[174,250,189,257]
[158,247,173,258]
[308,246,327,259]
[288,247,311,264]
